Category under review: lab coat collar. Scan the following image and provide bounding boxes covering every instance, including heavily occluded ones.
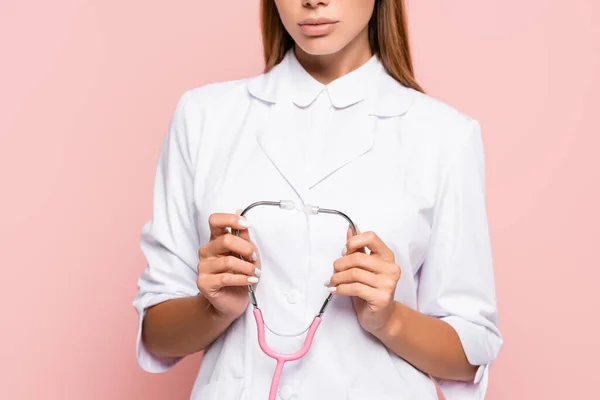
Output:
[285,50,326,108]
[247,49,416,117]
[285,49,378,109]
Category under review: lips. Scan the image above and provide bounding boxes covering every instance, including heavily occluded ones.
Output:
[298,17,339,36]
[298,17,339,26]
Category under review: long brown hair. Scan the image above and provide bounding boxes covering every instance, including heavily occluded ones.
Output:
[260,0,424,93]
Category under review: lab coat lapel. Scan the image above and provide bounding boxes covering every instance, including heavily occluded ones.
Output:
[248,50,414,197]
[256,101,309,201]
[306,64,417,189]
[307,108,376,189]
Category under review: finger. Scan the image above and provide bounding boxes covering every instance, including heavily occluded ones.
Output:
[208,212,251,240]
[200,255,260,277]
[326,268,382,289]
[329,282,380,302]
[205,233,259,262]
[236,229,252,246]
[199,272,259,292]
[333,252,382,274]
[345,231,394,261]
[233,209,251,242]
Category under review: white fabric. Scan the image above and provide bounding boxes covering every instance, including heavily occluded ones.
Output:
[133,49,503,400]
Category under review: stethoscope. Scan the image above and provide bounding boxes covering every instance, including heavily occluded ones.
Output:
[235,200,358,400]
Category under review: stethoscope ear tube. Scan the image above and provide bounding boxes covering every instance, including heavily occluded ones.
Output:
[234,200,357,314]
[317,293,334,317]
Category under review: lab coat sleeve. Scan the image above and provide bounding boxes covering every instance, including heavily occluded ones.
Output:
[417,119,503,399]
[132,90,202,373]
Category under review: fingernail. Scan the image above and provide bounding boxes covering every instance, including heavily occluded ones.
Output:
[248,276,259,283]
[238,219,252,228]
[254,268,262,277]
[251,251,258,262]
[341,246,347,256]
[327,286,337,293]
[324,279,330,286]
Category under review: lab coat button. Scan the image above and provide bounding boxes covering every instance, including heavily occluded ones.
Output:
[279,385,293,400]
[286,289,300,304]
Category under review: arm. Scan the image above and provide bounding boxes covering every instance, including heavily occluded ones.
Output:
[330,229,480,382]
[329,119,502,398]
[371,119,499,382]
[142,294,235,358]
[373,301,478,381]
[142,211,260,359]
[132,90,204,371]
[402,119,503,396]
[133,90,260,370]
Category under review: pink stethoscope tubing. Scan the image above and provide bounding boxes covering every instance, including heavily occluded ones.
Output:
[253,309,322,400]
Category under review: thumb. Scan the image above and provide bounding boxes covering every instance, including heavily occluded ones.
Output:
[347,224,366,254]
[347,224,361,239]
[234,209,251,242]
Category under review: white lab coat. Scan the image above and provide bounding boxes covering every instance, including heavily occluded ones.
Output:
[133,49,503,400]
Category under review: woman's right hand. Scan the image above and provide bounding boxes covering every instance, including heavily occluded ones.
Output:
[196,211,261,320]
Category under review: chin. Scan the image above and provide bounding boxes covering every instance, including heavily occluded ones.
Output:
[295,36,349,57]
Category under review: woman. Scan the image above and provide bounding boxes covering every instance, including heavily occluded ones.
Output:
[132,0,503,399]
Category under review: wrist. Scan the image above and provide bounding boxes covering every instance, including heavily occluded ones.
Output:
[196,294,240,326]
[373,301,404,343]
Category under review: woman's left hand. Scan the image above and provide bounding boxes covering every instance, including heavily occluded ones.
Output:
[326,225,401,335]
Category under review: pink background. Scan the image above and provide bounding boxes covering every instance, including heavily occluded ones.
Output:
[1,0,599,398]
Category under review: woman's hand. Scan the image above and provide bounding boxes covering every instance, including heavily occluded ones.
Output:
[326,226,401,335]
[196,210,261,320]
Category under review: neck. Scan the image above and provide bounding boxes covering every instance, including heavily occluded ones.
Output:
[294,27,372,85]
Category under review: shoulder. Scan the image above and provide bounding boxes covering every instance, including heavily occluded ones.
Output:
[167,75,257,145]
[396,87,484,167]
[176,76,253,116]
[408,89,480,143]
[162,76,257,168]
[378,79,487,185]
[373,65,481,155]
